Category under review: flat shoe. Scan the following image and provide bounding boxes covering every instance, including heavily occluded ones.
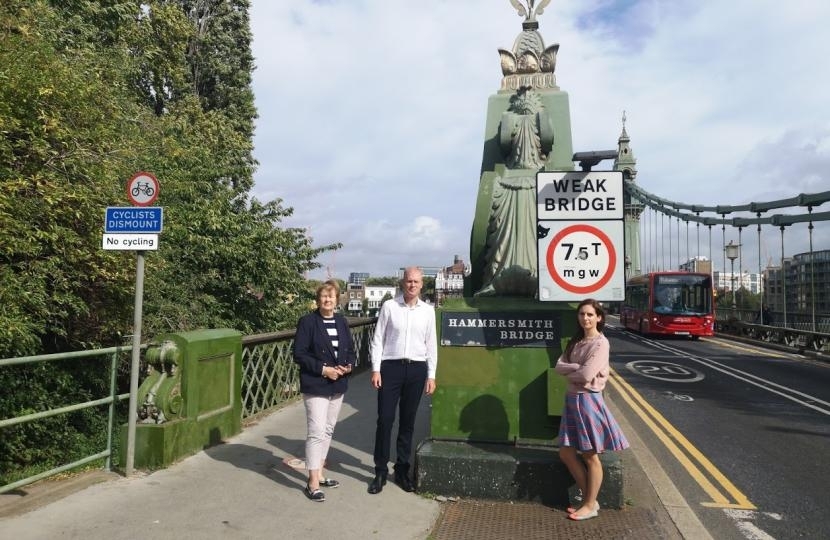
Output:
[319,478,340,488]
[568,508,598,521]
[304,484,325,502]
[567,501,599,514]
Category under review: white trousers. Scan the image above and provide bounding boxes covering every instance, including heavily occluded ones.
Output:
[303,393,344,471]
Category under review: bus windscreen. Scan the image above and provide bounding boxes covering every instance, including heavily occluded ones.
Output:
[653,274,711,316]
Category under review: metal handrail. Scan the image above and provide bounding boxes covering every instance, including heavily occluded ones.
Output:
[240,318,376,420]
[0,346,132,494]
[717,322,830,353]
[0,319,378,494]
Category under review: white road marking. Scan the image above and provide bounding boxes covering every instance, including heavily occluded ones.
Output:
[723,509,778,540]
[615,330,830,416]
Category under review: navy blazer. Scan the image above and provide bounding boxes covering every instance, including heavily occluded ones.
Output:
[293,310,356,396]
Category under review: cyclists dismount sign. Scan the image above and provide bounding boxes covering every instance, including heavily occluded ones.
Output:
[127,171,160,206]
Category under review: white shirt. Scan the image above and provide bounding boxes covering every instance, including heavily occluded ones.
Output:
[370,295,438,378]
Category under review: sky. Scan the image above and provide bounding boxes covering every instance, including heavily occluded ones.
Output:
[248,0,830,281]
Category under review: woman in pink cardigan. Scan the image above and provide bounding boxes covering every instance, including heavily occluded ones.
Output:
[555,298,629,521]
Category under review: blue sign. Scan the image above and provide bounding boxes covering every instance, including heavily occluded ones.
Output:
[105,207,163,233]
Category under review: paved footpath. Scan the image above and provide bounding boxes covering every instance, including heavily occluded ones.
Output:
[0,370,707,539]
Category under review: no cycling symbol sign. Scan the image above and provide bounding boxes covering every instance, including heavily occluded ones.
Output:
[538,220,625,302]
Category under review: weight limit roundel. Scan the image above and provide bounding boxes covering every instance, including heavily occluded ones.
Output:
[545,224,617,294]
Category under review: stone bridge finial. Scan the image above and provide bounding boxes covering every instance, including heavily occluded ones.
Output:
[508,0,552,24]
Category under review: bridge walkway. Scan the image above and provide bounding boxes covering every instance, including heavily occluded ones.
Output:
[0,370,699,539]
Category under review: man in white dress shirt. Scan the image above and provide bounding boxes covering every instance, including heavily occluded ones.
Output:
[367,267,438,494]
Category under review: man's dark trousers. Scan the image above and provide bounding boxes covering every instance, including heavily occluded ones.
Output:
[373,359,428,478]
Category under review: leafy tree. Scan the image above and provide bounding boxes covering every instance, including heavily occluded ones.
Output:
[366,276,399,286]
[422,276,436,303]
[1,0,339,478]
[130,0,334,333]
[0,1,150,474]
[0,1,148,355]
[184,0,257,142]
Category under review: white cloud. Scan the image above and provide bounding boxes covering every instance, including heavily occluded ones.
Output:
[250,0,830,280]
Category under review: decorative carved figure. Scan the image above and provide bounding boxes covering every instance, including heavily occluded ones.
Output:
[475,87,553,297]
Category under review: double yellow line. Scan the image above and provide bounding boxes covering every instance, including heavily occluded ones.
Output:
[609,368,756,509]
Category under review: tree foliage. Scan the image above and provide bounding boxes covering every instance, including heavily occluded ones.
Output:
[366,276,400,286]
[1,0,336,358]
[1,0,338,476]
[0,1,141,355]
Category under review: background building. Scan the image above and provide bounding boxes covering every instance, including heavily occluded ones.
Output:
[348,272,369,285]
[764,249,830,314]
[342,283,365,315]
[364,285,396,316]
[435,255,468,306]
[712,270,762,294]
[397,266,442,279]
[679,256,712,275]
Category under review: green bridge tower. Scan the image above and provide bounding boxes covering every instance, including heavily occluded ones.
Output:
[416,1,625,507]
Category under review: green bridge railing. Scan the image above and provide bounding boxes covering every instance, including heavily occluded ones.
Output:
[0,318,376,495]
[0,346,132,494]
[240,319,375,420]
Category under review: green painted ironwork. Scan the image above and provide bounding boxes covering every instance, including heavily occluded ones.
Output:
[625,182,830,226]
[0,346,132,495]
[122,329,244,469]
[0,318,374,492]
[240,319,375,420]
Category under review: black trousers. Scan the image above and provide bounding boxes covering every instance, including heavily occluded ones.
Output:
[373,359,428,476]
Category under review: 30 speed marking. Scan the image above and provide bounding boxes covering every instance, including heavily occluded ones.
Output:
[546,223,616,293]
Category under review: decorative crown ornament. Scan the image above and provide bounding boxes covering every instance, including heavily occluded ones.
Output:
[499,0,560,92]
[508,0,551,22]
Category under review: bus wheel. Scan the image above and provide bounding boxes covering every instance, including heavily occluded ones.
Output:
[691,335,700,341]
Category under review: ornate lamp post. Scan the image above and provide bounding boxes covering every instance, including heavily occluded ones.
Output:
[725,241,740,309]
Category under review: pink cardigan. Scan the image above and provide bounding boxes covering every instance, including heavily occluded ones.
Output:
[554,334,610,393]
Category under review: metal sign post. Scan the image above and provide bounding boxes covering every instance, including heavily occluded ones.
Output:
[103,171,161,476]
[125,251,145,477]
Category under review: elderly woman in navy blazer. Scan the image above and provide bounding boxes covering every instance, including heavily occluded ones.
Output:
[293,280,355,502]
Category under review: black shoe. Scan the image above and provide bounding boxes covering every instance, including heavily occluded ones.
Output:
[319,477,340,488]
[394,473,415,492]
[368,474,386,494]
[304,484,325,502]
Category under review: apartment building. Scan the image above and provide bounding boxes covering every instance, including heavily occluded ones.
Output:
[764,249,830,313]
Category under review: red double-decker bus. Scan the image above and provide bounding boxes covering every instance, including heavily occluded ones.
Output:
[620,272,715,339]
